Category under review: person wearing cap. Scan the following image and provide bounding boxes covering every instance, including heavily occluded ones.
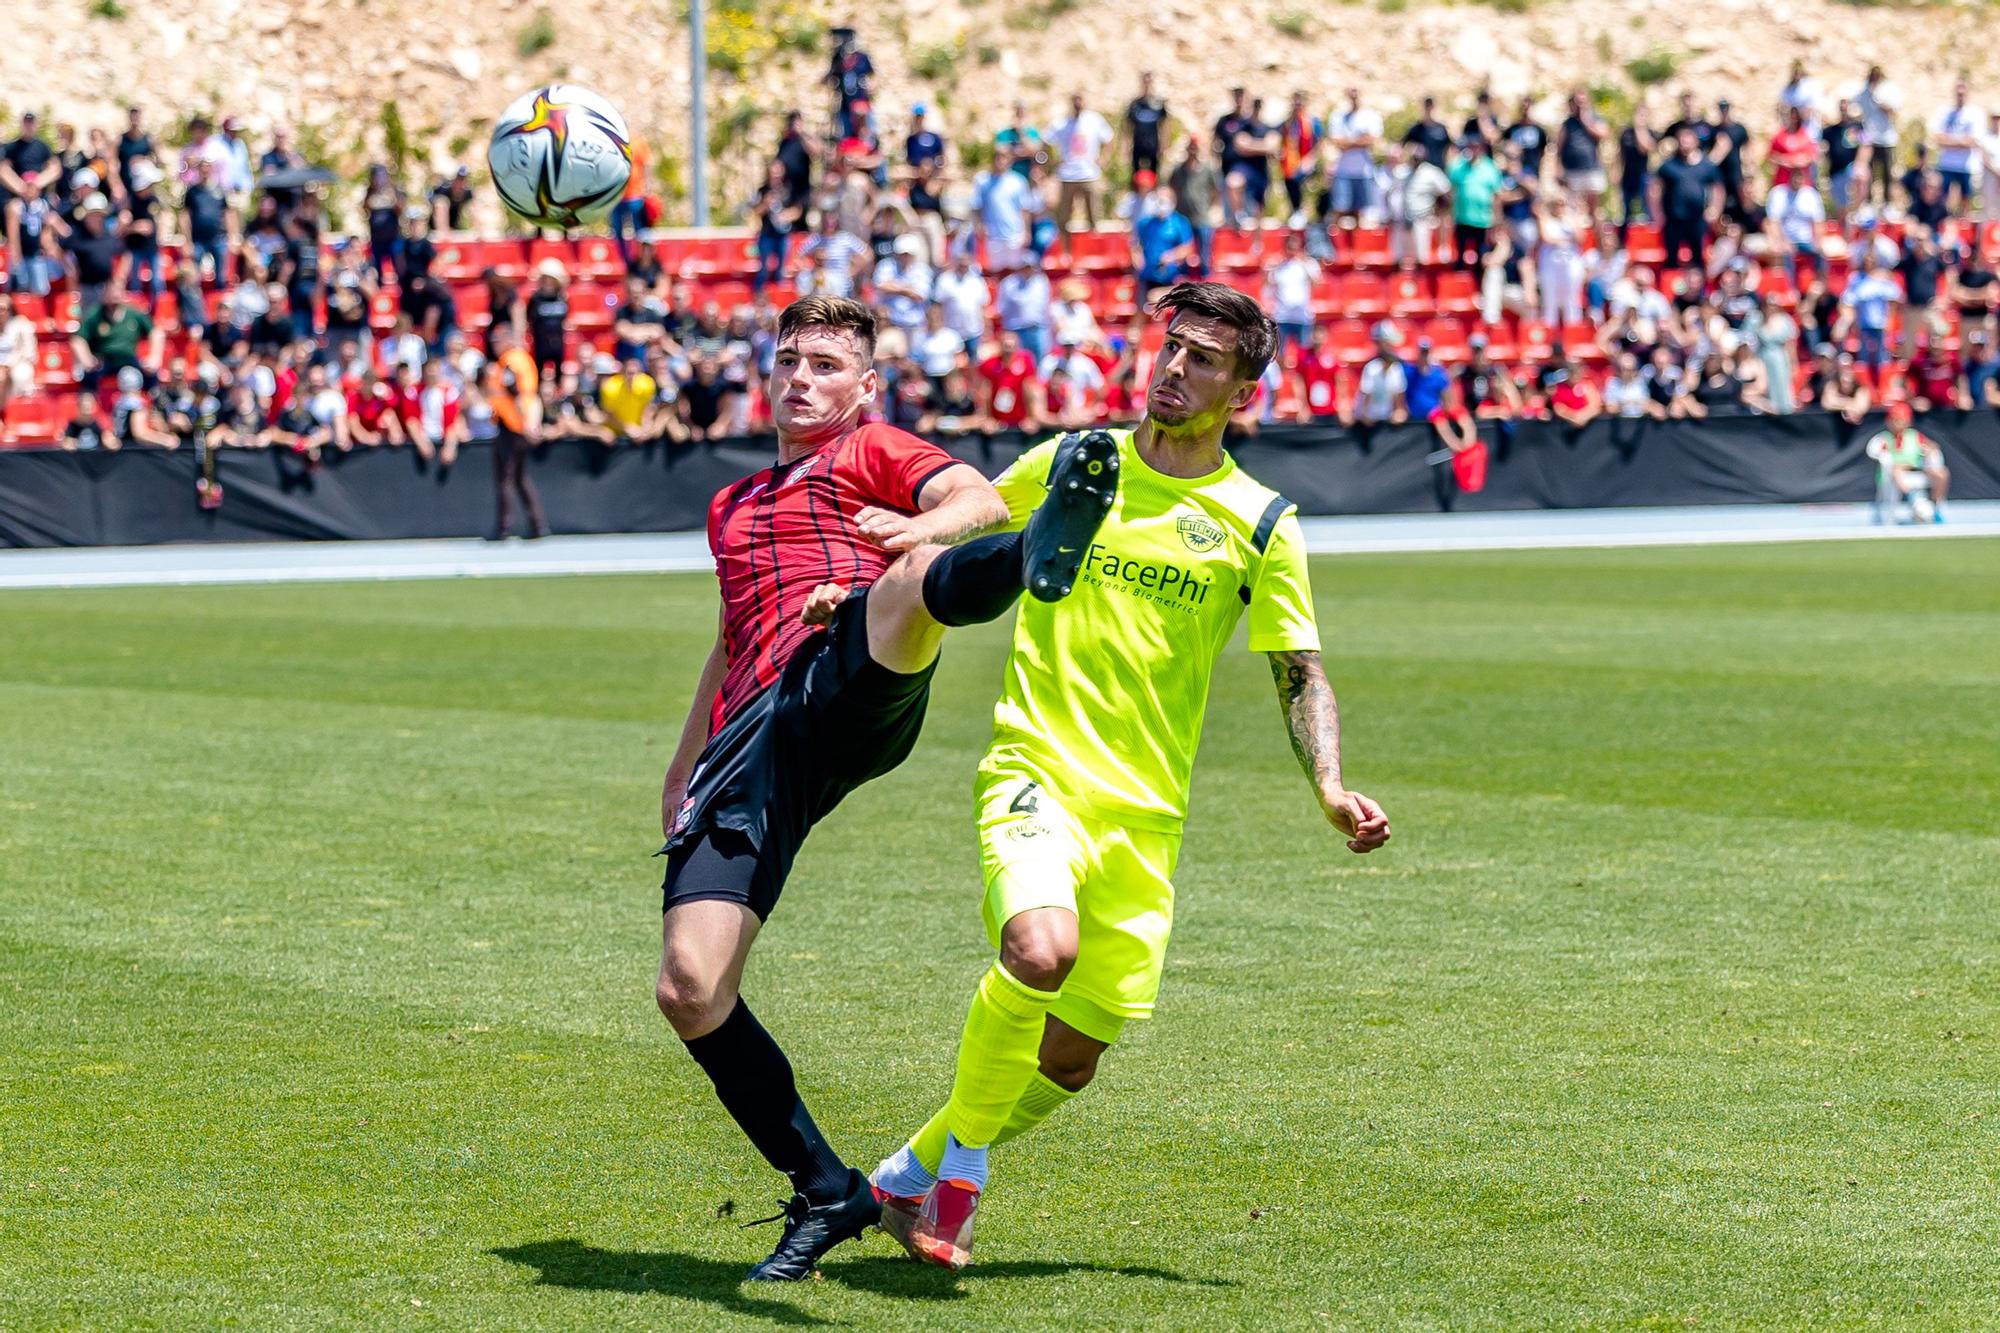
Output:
[122,157,166,306]
[1354,320,1410,426]
[524,259,571,380]
[872,233,933,336]
[1865,400,1949,523]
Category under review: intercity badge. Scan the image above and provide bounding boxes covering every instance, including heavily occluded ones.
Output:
[1177,516,1226,553]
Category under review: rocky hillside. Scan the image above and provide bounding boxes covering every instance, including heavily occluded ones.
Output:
[9,0,1999,231]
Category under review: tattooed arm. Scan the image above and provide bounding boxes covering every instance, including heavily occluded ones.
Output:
[1268,649,1392,854]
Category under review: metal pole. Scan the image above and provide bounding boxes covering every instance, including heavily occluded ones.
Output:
[689,0,708,226]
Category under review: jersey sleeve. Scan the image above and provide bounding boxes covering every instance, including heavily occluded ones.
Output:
[1245,510,1321,654]
[991,435,1063,533]
[848,423,963,511]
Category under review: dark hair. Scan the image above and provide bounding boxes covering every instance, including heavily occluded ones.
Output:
[777,295,877,360]
[1149,281,1278,381]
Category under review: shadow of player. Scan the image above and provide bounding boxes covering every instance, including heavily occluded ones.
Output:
[489,1236,1231,1319]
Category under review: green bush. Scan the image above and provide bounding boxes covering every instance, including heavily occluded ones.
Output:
[1271,9,1313,36]
[910,38,963,84]
[515,9,556,58]
[1624,48,1681,87]
[87,0,128,19]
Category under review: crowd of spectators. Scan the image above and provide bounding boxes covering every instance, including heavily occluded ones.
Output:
[11,47,2000,464]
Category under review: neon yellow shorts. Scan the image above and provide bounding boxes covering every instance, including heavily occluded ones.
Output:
[974,765,1181,1045]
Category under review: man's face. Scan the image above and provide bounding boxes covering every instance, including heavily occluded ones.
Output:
[1679,129,1698,156]
[1070,93,1084,115]
[1147,313,1253,428]
[769,327,875,439]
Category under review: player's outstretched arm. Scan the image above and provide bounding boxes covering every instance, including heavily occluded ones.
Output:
[662,606,729,838]
[854,463,1008,553]
[1267,649,1391,854]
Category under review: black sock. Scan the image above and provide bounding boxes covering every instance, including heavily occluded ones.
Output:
[682,998,851,1204]
[920,531,1025,627]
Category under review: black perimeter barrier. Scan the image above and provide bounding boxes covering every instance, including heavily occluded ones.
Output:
[4,411,1999,548]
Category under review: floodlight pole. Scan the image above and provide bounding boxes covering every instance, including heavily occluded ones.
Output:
[690,0,709,226]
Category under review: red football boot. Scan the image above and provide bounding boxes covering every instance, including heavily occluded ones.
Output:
[909,1177,981,1271]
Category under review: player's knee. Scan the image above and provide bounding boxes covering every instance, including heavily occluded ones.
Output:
[654,965,731,1038]
[1041,1044,1101,1092]
[1000,924,1077,993]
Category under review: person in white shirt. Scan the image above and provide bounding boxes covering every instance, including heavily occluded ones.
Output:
[1764,180,1827,281]
[1977,109,2000,221]
[1603,352,1664,419]
[1378,142,1452,267]
[1261,228,1320,364]
[1048,92,1113,256]
[1325,88,1383,225]
[913,304,965,381]
[1354,321,1409,425]
[1932,80,1983,215]
[1037,333,1105,398]
[930,254,991,344]
[1778,61,1823,140]
[976,162,1040,272]
[1050,277,1102,349]
[1853,65,1901,207]
[996,261,1054,361]
[870,235,933,334]
[0,293,35,433]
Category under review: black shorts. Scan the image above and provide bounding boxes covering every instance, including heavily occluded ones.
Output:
[659,587,935,920]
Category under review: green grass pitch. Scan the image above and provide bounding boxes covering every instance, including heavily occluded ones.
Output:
[4,539,1999,1330]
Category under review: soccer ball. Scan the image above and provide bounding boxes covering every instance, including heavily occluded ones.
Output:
[487,84,633,229]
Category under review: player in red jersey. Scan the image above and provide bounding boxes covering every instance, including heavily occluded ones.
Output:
[652,296,1123,1282]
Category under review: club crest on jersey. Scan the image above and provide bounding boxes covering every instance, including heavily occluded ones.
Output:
[1177,516,1226,553]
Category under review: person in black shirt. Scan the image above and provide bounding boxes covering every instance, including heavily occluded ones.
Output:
[1505,97,1547,179]
[1899,225,1946,309]
[1462,89,1503,149]
[1403,97,1453,175]
[116,107,153,196]
[122,160,167,306]
[259,124,306,215]
[282,211,322,339]
[400,271,454,353]
[750,160,801,294]
[3,111,57,202]
[1125,72,1167,177]
[1661,92,1714,154]
[1653,128,1720,275]
[775,111,815,210]
[1907,172,1948,232]
[1708,100,1751,222]
[64,195,124,310]
[362,165,404,280]
[430,166,474,232]
[525,260,571,377]
[1821,100,1863,219]
[1213,86,1252,195]
[62,397,112,452]
[826,29,874,137]
[1618,105,1656,227]
[247,285,293,355]
[1556,90,1607,222]
[904,105,944,171]
[677,353,736,440]
[183,161,230,285]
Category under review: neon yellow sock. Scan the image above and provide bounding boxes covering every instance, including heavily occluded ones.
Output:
[941,962,1061,1151]
[910,1107,951,1176]
[993,1071,1076,1146]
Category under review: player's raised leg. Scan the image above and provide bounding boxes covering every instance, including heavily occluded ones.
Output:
[804,427,1125,678]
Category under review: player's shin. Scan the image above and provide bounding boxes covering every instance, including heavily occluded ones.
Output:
[938,962,1063,1180]
[991,1072,1077,1146]
[920,531,1027,627]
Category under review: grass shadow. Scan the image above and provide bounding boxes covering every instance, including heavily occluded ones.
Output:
[821,1253,1237,1301]
[488,1239,834,1327]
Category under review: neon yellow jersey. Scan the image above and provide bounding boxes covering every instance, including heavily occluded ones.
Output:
[982,429,1320,832]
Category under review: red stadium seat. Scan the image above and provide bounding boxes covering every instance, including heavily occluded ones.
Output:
[528,238,577,274]
[1518,320,1556,364]
[1341,271,1389,318]
[1387,271,1430,317]
[1209,228,1264,273]
[369,290,401,333]
[3,393,60,445]
[1346,227,1395,269]
[1309,273,1345,319]
[1328,318,1376,365]
[569,282,617,330]
[1478,319,1519,363]
[1099,275,1139,321]
[455,281,492,331]
[1066,229,1132,274]
[680,235,754,278]
[1433,269,1478,315]
[1625,223,1666,266]
[575,235,624,281]
[1563,321,1607,363]
[45,292,78,334]
[36,338,74,385]
[1422,316,1471,364]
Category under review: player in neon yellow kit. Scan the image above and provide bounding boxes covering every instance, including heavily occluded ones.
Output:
[867,282,1393,1269]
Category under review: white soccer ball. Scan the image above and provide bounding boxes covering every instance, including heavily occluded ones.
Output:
[1910,495,1936,524]
[488,84,633,229]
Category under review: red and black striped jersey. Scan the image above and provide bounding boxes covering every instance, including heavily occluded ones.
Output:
[707,423,959,728]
